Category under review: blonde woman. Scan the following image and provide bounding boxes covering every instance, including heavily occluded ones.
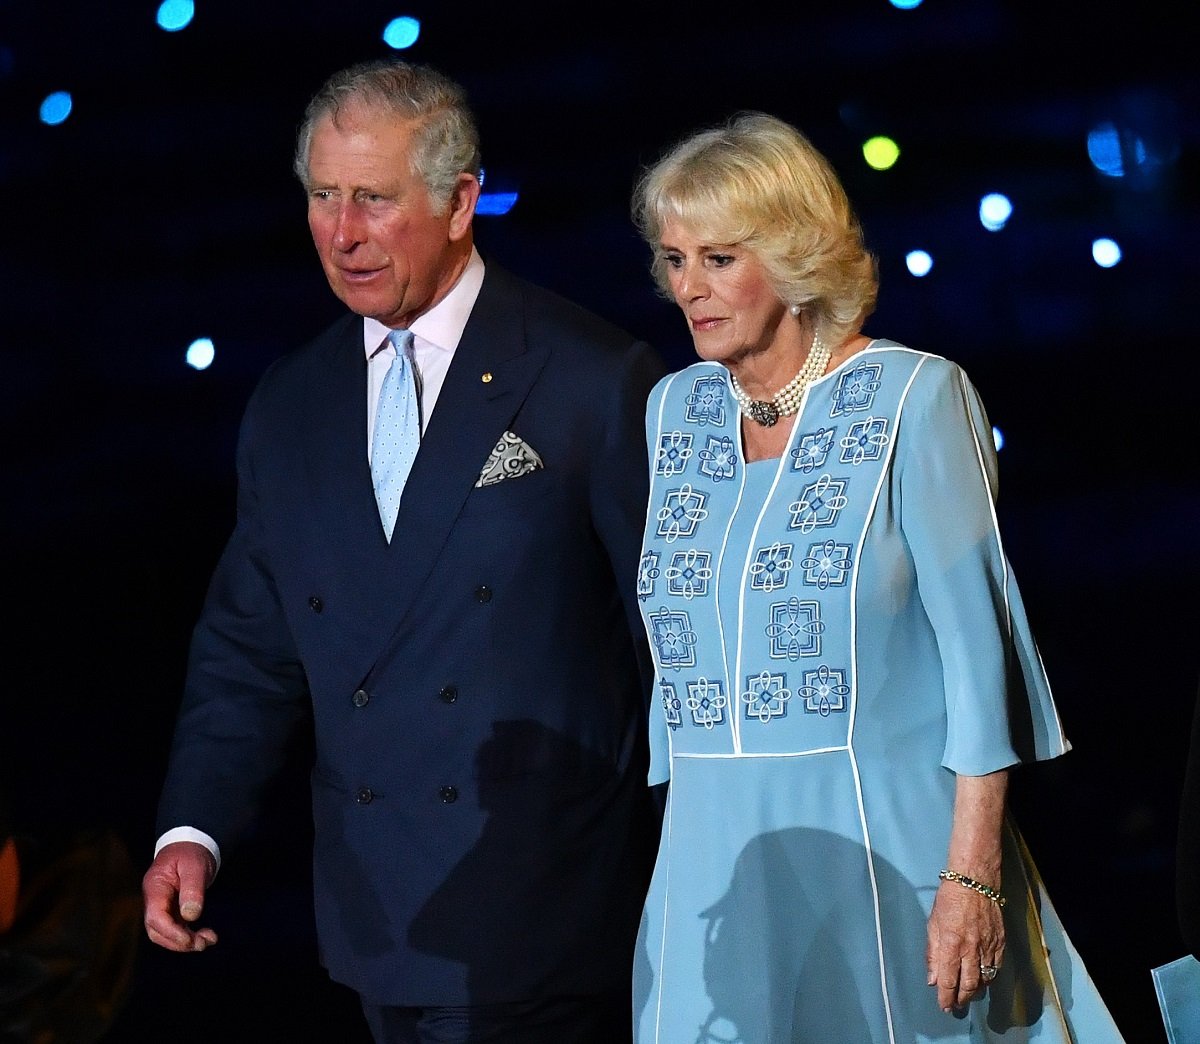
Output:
[630,111,1125,1043]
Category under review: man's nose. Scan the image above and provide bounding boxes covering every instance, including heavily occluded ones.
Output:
[332,202,366,250]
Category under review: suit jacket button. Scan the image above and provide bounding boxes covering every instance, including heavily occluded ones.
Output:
[474,585,492,603]
[308,596,323,613]
[352,689,370,708]
[438,686,458,704]
[355,787,374,804]
[438,785,458,803]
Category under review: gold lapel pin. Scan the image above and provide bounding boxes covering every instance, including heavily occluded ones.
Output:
[481,372,493,383]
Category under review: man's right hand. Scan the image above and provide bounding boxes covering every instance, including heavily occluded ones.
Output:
[142,840,219,952]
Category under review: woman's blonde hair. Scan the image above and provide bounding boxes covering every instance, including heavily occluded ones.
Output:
[633,112,878,346]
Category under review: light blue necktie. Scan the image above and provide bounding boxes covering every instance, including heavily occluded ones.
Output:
[371,329,420,541]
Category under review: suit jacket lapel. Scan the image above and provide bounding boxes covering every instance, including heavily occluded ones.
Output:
[303,316,389,558]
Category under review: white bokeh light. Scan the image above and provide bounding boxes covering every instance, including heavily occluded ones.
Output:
[186,337,215,371]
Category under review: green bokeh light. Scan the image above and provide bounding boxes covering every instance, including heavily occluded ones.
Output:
[863,136,900,170]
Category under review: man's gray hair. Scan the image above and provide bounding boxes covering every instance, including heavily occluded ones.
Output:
[294,59,481,214]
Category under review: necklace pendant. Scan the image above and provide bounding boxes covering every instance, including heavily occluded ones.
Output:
[748,399,779,427]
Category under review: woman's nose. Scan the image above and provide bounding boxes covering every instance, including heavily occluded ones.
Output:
[676,263,707,302]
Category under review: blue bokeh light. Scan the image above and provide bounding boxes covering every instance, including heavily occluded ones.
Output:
[1092,238,1122,268]
[156,0,195,31]
[39,91,73,125]
[905,250,933,277]
[992,426,1004,452]
[1087,121,1127,177]
[477,192,518,216]
[186,337,215,370]
[383,16,421,49]
[979,193,1012,232]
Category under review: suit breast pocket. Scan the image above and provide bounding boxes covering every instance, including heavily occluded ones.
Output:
[457,466,554,520]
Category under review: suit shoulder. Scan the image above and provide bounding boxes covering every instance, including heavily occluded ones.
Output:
[252,313,358,390]
[496,266,645,355]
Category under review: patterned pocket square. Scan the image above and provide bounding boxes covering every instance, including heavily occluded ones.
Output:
[475,431,544,488]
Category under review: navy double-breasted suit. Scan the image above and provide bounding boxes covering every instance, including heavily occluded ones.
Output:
[155,262,666,1005]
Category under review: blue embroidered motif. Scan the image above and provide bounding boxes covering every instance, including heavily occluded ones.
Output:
[637,549,661,601]
[839,417,889,465]
[800,540,853,589]
[659,679,683,729]
[697,434,738,482]
[656,483,709,542]
[684,373,728,426]
[790,427,837,473]
[798,665,850,716]
[749,541,795,592]
[831,361,883,416]
[656,430,694,476]
[686,677,727,729]
[765,598,824,660]
[648,606,698,670]
[788,475,850,532]
[742,670,792,722]
[665,549,713,600]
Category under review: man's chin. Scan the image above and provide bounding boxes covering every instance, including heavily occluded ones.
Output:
[333,288,395,323]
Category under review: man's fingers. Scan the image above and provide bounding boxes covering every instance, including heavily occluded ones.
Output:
[179,896,204,921]
[145,919,218,952]
[141,842,218,952]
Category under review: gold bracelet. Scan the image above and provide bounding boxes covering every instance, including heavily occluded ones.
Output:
[938,869,1006,907]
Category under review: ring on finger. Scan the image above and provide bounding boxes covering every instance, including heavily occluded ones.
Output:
[980,964,999,982]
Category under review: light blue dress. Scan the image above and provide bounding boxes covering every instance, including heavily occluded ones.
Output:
[634,342,1125,1043]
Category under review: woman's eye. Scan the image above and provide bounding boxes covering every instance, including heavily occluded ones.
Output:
[710,254,734,267]
[663,253,683,269]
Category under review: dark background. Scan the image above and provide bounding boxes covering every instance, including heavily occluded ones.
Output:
[2,2,1196,1041]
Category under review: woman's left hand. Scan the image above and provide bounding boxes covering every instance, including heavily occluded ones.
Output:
[926,876,1005,1011]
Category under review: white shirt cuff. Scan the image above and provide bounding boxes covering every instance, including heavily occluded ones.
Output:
[154,827,222,874]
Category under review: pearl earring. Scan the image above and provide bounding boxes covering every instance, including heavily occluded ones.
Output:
[789,303,801,317]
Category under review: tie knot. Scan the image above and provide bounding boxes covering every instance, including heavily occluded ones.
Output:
[389,329,415,357]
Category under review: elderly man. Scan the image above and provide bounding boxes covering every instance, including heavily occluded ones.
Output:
[142,58,664,1043]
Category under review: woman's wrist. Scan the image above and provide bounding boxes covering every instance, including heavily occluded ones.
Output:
[938,868,1007,907]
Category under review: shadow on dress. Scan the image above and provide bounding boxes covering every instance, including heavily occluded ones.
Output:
[648,824,1069,1043]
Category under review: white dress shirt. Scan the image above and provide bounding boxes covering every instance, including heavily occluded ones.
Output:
[364,246,486,456]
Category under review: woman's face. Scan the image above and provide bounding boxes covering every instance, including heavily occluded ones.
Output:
[659,218,789,367]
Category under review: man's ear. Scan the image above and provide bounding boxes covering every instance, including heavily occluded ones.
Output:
[447,173,480,241]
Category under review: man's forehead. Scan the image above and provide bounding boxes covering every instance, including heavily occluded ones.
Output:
[308,114,417,180]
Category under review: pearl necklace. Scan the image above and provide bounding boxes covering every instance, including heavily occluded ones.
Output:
[729,334,832,427]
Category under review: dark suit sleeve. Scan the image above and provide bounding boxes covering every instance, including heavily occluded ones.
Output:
[1179,677,1200,957]
[154,372,312,849]
[587,339,666,682]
